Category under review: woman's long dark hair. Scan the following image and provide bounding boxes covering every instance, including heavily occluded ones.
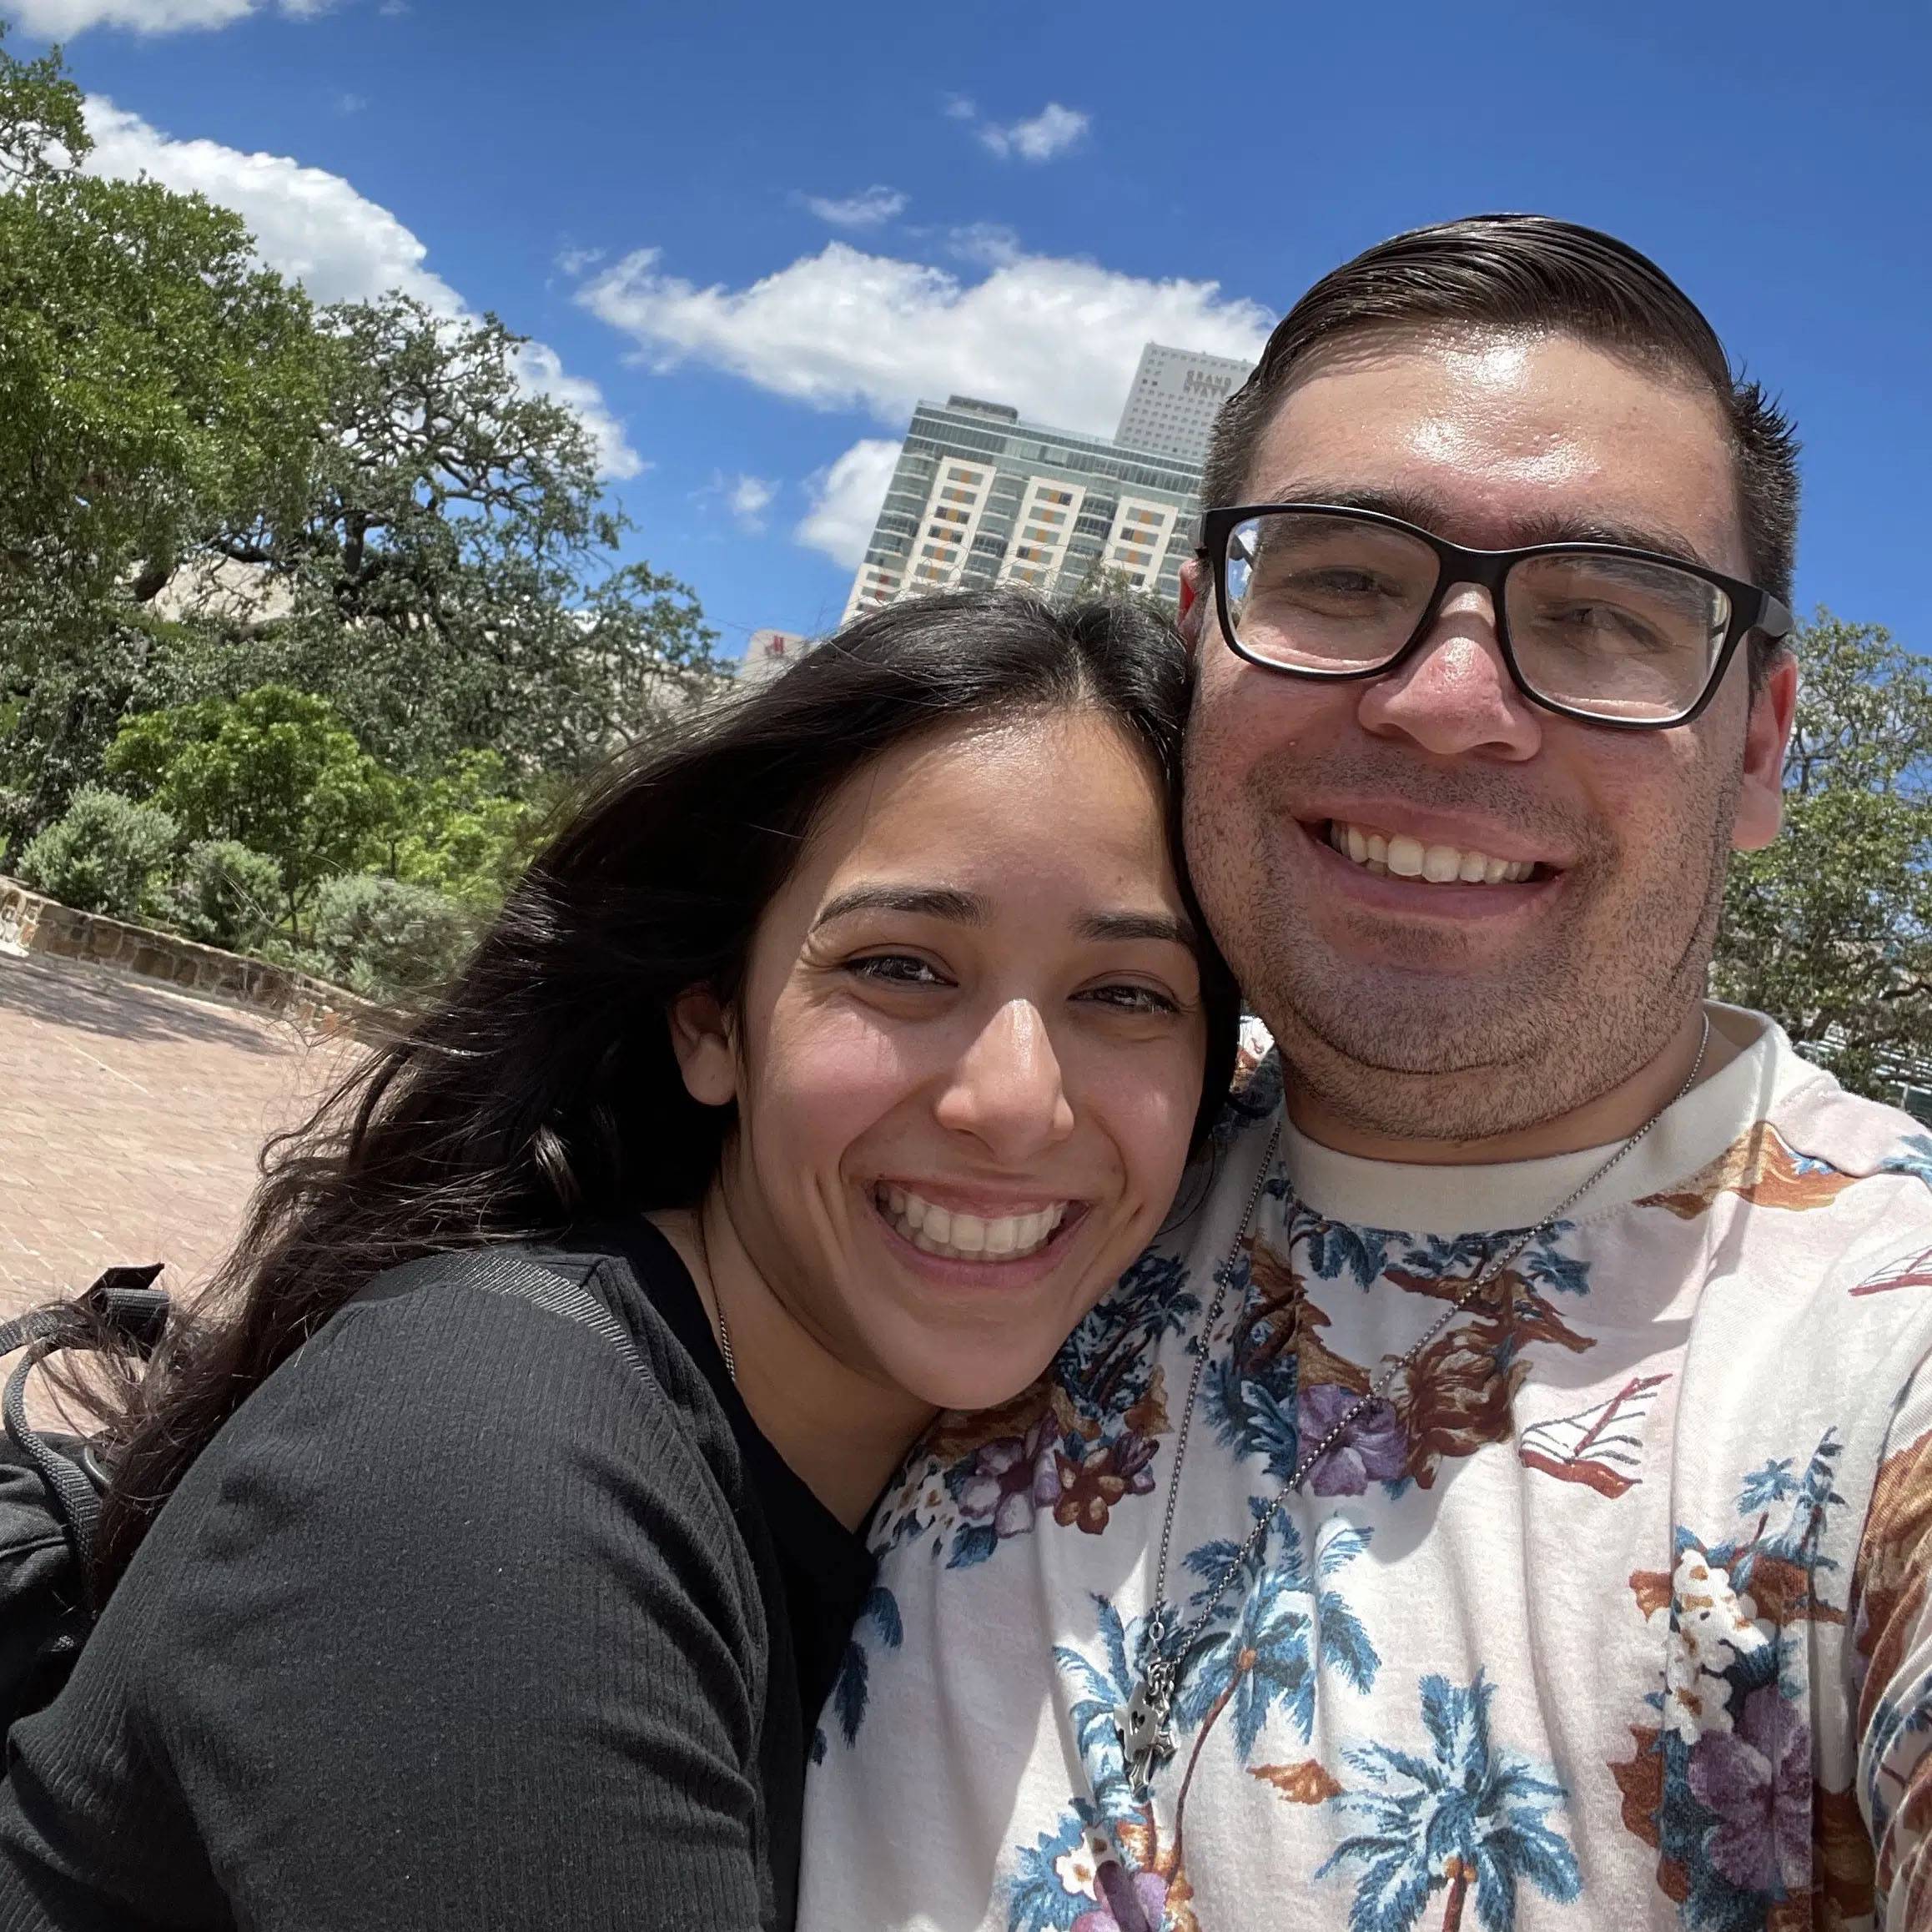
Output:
[87,588,1240,1597]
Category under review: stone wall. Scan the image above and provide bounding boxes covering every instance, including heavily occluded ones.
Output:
[0,875,390,1039]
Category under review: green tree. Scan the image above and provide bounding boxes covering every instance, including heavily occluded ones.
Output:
[198,293,723,772]
[1713,612,1932,1101]
[0,28,325,836]
[0,28,721,846]
[374,748,546,910]
[105,686,398,932]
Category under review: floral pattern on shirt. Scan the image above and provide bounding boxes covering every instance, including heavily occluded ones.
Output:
[1608,1433,1874,1928]
[1209,1195,1601,1500]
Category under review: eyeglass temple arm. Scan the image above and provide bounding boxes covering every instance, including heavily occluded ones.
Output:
[1754,592,1795,641]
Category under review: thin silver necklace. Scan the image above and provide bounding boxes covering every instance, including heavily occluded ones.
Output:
[1113,1013,1711,1792]
[715,1303,738,1386]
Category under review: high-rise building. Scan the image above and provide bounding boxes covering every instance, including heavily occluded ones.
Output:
[841,385,1230,626]
[737,627,811,682]
[1113,344,1254,464]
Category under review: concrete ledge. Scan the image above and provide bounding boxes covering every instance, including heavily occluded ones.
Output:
[0,875,390,1039]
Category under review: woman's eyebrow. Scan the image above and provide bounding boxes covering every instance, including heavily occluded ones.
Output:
[813,883,987,929]
[1076,909,1198,949]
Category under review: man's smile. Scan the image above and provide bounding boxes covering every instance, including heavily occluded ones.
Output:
[1321,818,1540,884]
[1289,810,1570,927]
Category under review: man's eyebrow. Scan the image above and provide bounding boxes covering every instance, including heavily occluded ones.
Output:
[1250,482,1716,571]
[1076,909,1199,950]
[813,884,986,929]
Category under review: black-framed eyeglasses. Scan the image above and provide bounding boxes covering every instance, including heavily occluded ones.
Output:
[1198,503,1794,730]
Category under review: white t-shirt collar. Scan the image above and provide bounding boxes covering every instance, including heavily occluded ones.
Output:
[1278,1004,1814,1235]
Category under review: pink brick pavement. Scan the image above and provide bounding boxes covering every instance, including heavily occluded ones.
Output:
[0,951,358,1324]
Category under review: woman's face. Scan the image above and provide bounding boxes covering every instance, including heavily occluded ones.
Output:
[681,707,1210,1414]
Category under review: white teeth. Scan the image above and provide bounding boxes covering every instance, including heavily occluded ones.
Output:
[1386,834,1425,877]
[1326,821,1540,888]
[876,1188,1069,1262]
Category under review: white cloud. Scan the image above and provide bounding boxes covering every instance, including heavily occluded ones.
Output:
[943,94,977,122]
[978,102,1089,164]
[726,474,776,532]
[78,96,641,478]
[82,96,457,306]
[556,244,606,278]
[577,238,1270,441]
[802,184,907,229]
[947,220,1021,268]
[796,440,900,569]
[4,0,327,34]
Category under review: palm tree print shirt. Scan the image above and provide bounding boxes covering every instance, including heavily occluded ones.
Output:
[799,1004,1932,1932]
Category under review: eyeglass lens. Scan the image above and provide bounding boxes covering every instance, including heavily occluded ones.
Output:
[1222,511,1732,722]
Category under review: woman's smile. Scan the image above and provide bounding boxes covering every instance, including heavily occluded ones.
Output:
[870,1180,1089,1270]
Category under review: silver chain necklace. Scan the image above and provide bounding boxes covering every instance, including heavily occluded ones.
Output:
[1113,1014,1711,1793]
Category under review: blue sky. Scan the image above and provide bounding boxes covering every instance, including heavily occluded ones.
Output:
[12,0,1929,663]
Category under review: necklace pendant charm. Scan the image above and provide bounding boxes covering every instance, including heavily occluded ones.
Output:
[1114,1670,1175,1794]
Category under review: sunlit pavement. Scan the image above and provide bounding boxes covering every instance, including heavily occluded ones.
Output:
[0,951,360,1323]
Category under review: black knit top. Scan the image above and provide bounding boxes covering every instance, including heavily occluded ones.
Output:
[0,1220,875,1930]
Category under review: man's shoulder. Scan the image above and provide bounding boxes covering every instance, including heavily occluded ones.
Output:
[1756,1039,1932,1260]
[1667,1034,1932,1329]
[1765,1048,1932,1195]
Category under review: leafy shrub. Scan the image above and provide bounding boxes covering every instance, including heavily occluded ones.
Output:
[17,787,179,921]
[105,685,398,923]
[377,750,544,912]
[308,872,473,1002]
[161,839,282,953]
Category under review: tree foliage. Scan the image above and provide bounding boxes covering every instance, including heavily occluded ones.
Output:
[0,26,721,857]
[371,749,547,910]
[0,28,327,834]
[200,294,721,772]
[104,686,399,930]
[1713,612,1932,1101]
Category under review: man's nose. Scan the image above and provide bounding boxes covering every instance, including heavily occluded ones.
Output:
[1356,584,1543,761]
[933,999,1076,1161]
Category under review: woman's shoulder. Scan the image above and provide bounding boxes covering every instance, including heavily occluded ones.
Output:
[135,1232,764,1613]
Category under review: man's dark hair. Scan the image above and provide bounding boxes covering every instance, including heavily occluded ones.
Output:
[1204,214,1800,659]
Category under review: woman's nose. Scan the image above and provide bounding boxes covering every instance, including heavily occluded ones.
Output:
[933,999,1076,1160]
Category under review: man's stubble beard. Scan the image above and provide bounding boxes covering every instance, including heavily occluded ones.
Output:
[1189,757,1742,1145]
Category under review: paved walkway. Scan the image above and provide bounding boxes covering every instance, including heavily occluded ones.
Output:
[0,951,357,1323]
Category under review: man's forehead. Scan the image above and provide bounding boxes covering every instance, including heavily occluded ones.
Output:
[1240,328,1748,574]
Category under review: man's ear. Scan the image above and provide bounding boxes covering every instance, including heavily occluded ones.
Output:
[668,987,738,1107]
[1176,557,1205,653]
[1732,650,1799,853]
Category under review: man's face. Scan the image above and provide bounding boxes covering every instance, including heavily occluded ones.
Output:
[1183,329,1796,1143]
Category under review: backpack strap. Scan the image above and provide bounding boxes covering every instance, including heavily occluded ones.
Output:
[1,1265,171,1572]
